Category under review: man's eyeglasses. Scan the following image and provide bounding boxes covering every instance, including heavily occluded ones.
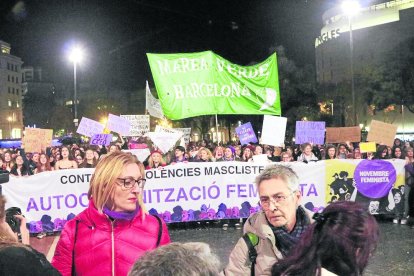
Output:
[260,191,295,209]
[117,177,146,190]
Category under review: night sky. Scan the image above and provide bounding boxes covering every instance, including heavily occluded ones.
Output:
[0,0,351,89]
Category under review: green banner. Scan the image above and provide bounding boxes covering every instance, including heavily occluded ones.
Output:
[147,51,281,120]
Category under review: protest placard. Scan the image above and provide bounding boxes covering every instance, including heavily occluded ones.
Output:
[120,115,150,136]
[325,127,361,143]
[123,149,151,162]
[107,114,131,136]
[22,128,53,153]
[76,117,105,137]
[360,142,377,153]
[261,116,287,146]
[252,154,269,163]
[146,132,183,153]
[366,120,398,147]
[145,81,165,119]
[236,122,258,145]
[295,121,325,145]
[154,125,189,145]
[90,134,113,146]
[175,128,191,145]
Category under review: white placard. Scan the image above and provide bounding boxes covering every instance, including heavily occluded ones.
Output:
[123,149,151,162]
[261,115,287,146]
[146,81,165,119]
[252,154,270,163]
[155,125,191,144]
[146,132,183,153]
[120,115,150,136]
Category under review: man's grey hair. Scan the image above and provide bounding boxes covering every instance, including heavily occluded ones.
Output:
[255,164,299,192]
[128,242,221,276]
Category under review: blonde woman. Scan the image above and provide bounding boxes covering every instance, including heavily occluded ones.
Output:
[195,147,214,162]
[145,150,166,170]
[52,152,170,276]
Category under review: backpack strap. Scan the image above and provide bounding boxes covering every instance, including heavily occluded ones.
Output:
[242,233,259,276]
[151,214,162,247]
[72,219,80,276]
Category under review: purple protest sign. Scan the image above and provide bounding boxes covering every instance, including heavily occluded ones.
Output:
[90,134,113,146]
[353,160,396,198]
[295,121,326,145]
[236,122,258,145]
[76,117,105,137]
[107,114,131,136]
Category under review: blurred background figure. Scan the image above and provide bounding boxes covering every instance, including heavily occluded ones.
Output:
[0,195,60,275]
[128,242,220,276]
[271,201,379,276]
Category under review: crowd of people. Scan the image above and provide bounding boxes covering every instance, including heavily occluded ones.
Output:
[1,137,413,172]
[1,158,382,276]
[0,137,413,275]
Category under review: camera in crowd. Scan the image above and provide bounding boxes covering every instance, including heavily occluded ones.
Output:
[0,169,9,185]
[5,207,22,233]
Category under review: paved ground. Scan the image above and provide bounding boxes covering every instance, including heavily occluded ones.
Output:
[32,219,414,275]
[168,220,414,276]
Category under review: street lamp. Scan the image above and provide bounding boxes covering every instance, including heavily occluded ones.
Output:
[68,46,84,127]
[342,0,360,126]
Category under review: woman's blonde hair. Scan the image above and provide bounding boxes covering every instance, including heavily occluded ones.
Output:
[147,152,166,168]
[199,147,213,161]
[88,152,147,217]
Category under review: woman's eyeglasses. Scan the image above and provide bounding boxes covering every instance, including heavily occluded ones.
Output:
[117,177,146,190]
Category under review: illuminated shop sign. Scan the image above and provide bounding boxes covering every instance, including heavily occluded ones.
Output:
[315,28,341,47]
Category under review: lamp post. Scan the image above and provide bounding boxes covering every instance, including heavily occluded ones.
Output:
[69,46,84,127]
[342,1,360,126]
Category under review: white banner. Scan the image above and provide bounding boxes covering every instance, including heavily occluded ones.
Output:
[2,169,93,233]
[1,160,406,233]
[123,149,151,162]
[155,125,191,145]
[146,131,182,153]
[120,115,150,136]
[145,81,164,119]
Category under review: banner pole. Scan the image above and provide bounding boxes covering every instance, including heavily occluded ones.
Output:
[215,114,220,145]
[402,103,405,141]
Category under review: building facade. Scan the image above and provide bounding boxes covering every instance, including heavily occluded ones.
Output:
[0,40,23,139]
[315,0,414,132]
[22,66,57,128]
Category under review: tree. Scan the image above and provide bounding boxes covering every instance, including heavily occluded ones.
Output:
[274,46,323,136]
[362,37,414,113]
[22,92,55,128]
[48,106,74,133]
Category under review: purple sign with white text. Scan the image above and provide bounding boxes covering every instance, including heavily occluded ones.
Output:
[236,122,258,145]
[295,121,326,145]
[90,134,113,146]
[354,160,396,198]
